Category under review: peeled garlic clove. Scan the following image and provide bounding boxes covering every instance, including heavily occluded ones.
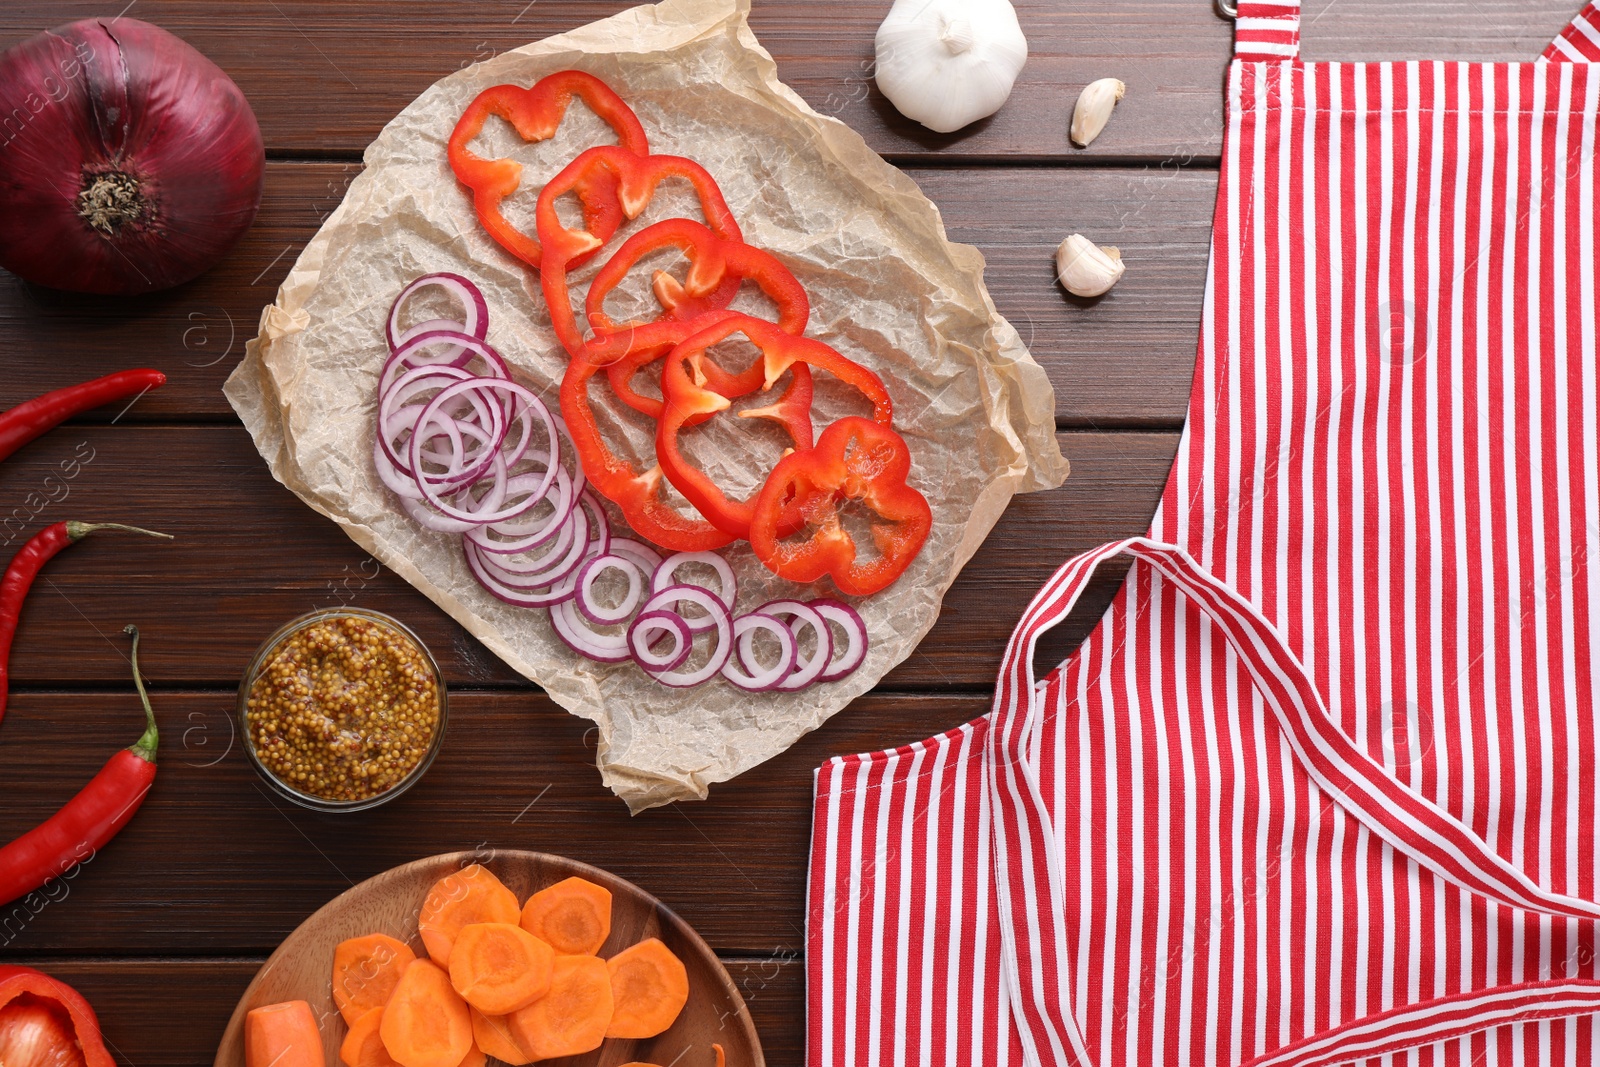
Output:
[874,0,1029,135]
[1056,234,1125,298]
[1070,77,1126,148]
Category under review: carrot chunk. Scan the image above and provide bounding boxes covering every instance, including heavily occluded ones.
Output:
[418,864,521,967]
[333,933,417,1025]
[378,960,474,1067]
[605,937,689,1038]
[340,1008,399,1067]
[448,922,554,1015]
[246,1000,326,1067]
[518,876,612,955]
[506,954,614,1059]
[469,1009,532,1066]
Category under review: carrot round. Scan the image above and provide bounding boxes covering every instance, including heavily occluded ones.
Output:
[339,1008,399,1067]
[605,937,689,1038]
[333,933,417,1025]
[506,954,614,1059]
[518,875,612,956]
[246,1000,326,1067]
[418,864,521,967]
[469,1008,532,1066]
[447,922,554,1015]
[378,960,473,1067]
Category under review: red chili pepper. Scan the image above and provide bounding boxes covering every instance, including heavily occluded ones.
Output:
[657,344,815,538]
[537,148,746,358]
[0,521,173,727]
[580,219,811,365]
[749,417,932,597]
[0,624,158,909]
[0,965,115,1067]
[447,71,649,270]
[0,369,167,464]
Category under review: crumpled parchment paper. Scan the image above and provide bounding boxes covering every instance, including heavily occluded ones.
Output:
[224,0,1068,812]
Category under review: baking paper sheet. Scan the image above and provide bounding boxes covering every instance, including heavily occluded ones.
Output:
[224,0,1068,811]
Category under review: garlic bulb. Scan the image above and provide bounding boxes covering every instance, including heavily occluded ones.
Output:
[874,0,1028,134]
[1056,234,1125,298]
[1071,78,1126,148]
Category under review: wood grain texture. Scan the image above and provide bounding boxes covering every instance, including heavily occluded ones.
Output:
[0,691,989,958]
[11,958,801,1067]
[0,426,1176,689]
[213,851,763,1067]
[0,1,1580,161]
[0,162,1214,428]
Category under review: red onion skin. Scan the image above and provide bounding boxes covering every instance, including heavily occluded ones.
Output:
[0,18,264,294]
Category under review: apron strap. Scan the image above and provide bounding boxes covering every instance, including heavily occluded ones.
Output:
[1545,2,1600,61]
[987,537,1600,1067]
[1234,0,1301,62]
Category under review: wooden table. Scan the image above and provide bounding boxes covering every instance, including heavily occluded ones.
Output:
[0,1,1582,1062]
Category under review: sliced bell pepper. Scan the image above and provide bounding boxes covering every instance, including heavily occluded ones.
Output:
[581,219,810,365]
[537,147,745,357]
[657,343,815,538]
[748,417,932,597]
[0,965,115,1067]
[447,70,649,270]
[604,336,764,425]
[560,321,740,552]
[667,312,892,424]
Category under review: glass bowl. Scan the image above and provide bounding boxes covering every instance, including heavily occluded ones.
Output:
[238,607,448,813]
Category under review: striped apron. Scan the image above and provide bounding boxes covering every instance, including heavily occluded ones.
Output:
[808,4,1600,1065]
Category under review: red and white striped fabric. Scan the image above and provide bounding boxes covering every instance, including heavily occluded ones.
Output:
[1546,3,1600,63]
[809,4,1600,1066]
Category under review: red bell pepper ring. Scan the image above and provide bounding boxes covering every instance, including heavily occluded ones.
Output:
[668,312,893,424]
[580,218,810,365]
[749,417,932,597]
[560,317,742,552]
[0,965,116,1067]
[604,338,763,425]
[537,146,745,357]
[656,343,815,538]
[447,70,649,269]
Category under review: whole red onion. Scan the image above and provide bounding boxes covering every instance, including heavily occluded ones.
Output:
[0,18,264,295]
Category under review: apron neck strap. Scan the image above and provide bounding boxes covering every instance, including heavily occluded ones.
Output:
[1234,0,1302,62]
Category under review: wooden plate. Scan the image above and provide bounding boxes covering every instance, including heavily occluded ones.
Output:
[215,851,763,1067]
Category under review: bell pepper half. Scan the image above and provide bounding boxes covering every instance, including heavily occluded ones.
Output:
[447,70,649,269]
[537,147,745,357]
[748,416,932,597]
[0,965,115,1067]
[657,342,815,538]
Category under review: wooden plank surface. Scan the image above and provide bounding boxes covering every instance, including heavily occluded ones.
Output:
[0,2,1580,162]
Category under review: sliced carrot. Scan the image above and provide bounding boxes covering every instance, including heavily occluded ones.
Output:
[605,937,689,1038]
[418,864,521,967]
[469,1009,532,1066]
[505,954,614,1060]
[333,933,418,1025]
[447,922,554,1015]
[246,1000,326,1067]
[378,959,473,1067]
[340,1008,399,1067]
[518,875,612,955]
[619,1043,725,1067]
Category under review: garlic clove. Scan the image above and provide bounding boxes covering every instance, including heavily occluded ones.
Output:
[1070,78,1126,148]
[1056,234,1126,298]
[874,0,1029,134]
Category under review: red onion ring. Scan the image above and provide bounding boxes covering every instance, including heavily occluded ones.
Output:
[387,272,489,355]
[412,380,557,518]
[811,598,868,681]
[628,611,693,673]
[379,328,510,402]
[608,537,664,581]
[722,612,799,691]
[747,599,832,690]
[576,553,644,626]
[652,551,738,634]
[550,596,632,662]
[637,585,733,688]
